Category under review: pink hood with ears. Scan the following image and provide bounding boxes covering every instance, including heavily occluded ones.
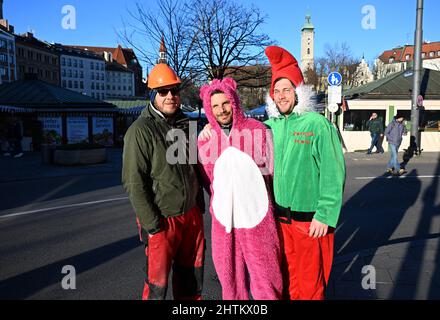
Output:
[199,78,246,133]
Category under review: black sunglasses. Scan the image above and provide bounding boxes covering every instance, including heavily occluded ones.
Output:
[157,87,180,97]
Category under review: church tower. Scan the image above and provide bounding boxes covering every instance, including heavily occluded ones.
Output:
[301,13,315,72]
[158,36,167,64]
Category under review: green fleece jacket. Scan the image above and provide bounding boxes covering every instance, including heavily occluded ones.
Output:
[265,92,345,228]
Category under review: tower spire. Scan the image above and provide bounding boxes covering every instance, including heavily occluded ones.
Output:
[158,35,168,64]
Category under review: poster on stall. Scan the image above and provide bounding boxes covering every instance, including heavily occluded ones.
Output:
[92,117,114,146]
[38,116,63,145]
[67,117,89,144]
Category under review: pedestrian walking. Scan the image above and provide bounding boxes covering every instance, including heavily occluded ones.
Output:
[384,113,408,176]
[366,113,384,154]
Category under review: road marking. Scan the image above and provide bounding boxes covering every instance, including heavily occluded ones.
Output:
[355,175,440,180]
[0,197,129,220]
[337,227,360,254]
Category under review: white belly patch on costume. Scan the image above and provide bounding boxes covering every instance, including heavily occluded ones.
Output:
[212,147,269,233]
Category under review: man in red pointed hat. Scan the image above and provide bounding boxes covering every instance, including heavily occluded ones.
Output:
[264,46,346,300]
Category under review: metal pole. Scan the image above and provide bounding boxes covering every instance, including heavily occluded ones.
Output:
[411,0,423,155]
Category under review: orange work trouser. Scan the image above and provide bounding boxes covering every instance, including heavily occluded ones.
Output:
[139,206,205,300]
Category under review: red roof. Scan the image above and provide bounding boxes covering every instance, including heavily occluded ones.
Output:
[66,45,140,67]
[379,41,440,63]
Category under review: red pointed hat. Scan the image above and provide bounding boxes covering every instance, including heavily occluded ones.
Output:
[265,46,304,98]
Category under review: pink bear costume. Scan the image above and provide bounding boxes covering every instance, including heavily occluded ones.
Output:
[198,78,283,300]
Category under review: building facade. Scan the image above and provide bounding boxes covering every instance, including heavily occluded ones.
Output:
[352,57,374,87]
[15,32,59,85]
[106,61,135,99]
[54,45,107,100]
[0,24,16,84]
[68,45,144,97]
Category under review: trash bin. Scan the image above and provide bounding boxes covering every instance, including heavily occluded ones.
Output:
[41,144,56,164]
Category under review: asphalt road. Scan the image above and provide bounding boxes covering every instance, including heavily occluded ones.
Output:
[0,151,439,300]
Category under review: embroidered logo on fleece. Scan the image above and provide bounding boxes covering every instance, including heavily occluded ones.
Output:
[292,131,315,145]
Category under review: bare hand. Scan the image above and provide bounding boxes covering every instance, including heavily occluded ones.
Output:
[198,123,213,141]
[309,219,329,238]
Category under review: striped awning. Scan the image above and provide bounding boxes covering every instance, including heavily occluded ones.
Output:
[117,106,145,115]
[0,105,35,113]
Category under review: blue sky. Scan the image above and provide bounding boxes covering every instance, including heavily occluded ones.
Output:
[5,0,439,73]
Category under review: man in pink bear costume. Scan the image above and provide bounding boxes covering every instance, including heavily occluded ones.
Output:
[198,77,283,300]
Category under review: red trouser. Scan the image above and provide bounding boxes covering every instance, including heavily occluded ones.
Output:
[140,206,205,300]
[278,220,334,300]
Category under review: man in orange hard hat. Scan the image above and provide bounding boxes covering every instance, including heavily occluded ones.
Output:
[122,62,205,300]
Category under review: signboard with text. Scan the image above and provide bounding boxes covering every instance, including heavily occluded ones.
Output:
[67,117,89,144]
[92,117,114,146]
[38,116,63,145]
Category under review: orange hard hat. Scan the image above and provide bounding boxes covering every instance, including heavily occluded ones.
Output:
[147,63,181,89]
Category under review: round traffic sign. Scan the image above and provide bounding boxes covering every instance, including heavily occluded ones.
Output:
[328,72,342,86]
[328,103,339,113]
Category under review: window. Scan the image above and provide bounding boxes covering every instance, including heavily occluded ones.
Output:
[91,82,95,90]
[67,58,72,66]
[74,81,78,89]
[68,80,72,88]
[62,80,67,87]
[406,54,411,60]
[101,84,105,90]
[68,70,72,77]
[91,62,94,69]
[429,51,435,58]
[73,59,78,67]
[37,53,42,61]
[123,86,126,91]
[62,69,66,77]
[91,72,94,80]
[96,62,99,70]
[28,67,34,73]
[80,81,84,89]
[28,51,34,60]
[45,70,50,78]
[79,60,83,68]
[19,65,25,74]
[438,51,440,57]
[52,57,57,65]
[343,109,386,131]
[80,71,84,78]
[53,71,58,81]
[421,52,426,58]
[74,70,78,78]
[107,85,110,90]
[307,48,310,55]
[101,64,104,71]
[62,57,66,66]
[389,57,394,63]
[44,56,49,63]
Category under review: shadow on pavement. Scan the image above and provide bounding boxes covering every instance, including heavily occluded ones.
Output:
[0,236,141,299]
[331,169,421,299]
[390,155,440,299]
